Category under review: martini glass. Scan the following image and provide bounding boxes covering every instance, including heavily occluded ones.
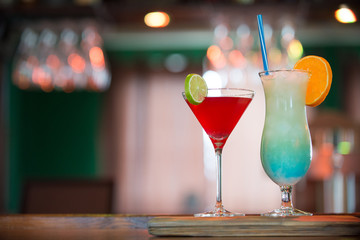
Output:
[183,88,254,217]
[259,69,312,216]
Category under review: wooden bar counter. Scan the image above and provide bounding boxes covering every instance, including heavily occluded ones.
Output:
[0,214,359,239]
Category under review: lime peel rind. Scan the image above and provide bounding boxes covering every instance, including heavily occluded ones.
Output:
[184,73,208,105]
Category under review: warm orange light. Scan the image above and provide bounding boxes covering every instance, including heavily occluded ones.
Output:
[206,45,226,69]
[207,45,222,62]
[144,12,170,28]
[46,54,61,70]
[335,5,357,23]
[89,46,105,69]
[228,50,246,68]
[32,67,53,92]
[68,53,86,73]
[32,67,41,84]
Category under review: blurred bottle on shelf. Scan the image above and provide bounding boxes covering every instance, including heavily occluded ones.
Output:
[12,20,111,93]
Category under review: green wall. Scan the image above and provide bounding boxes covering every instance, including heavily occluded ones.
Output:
[7,83,103,213]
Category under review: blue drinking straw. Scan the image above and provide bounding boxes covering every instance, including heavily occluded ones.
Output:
[257,14,269,73]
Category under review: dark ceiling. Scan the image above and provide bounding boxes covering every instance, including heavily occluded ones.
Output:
[0,0,359,53]
[1,0,359,28]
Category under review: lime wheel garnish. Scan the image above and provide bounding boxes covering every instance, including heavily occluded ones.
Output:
[184,73,208,105]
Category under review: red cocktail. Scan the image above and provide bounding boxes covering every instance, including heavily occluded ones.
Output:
[186,95,252,150]
[183,88,254,217]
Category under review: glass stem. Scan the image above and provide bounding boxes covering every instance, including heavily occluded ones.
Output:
[215,149,223,208]
[280,185,294,209]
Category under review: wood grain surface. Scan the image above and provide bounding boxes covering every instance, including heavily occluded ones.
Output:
[0,214,153,240]
[1,214,359,240]
[148,215,360,237]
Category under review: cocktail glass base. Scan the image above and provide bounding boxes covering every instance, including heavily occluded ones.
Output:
[194,204,245,217]
[261,207,312,217]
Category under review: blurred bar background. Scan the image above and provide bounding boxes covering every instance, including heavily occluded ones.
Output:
[0,0,359,214]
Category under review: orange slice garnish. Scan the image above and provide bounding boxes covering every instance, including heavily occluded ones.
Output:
[294,55,332,107]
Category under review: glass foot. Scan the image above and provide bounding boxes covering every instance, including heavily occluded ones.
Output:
[261,207,312,217]
[194,205,244,217]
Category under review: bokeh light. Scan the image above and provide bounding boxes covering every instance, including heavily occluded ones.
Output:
[335,5,357,23]
[203,70,222,89]
[219,36,234,50]
[89,46,105,69]
[32,66,53,92]
[229,68,244,85]
[164,53,187,73]
[46,54,61,70]
[228,49,247,68]
[287,39,303,61]
[12,24,111,92]
[144,12,170,28]
[337,141,351,155]
[207,45,227,69]
[68,53,86,74]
